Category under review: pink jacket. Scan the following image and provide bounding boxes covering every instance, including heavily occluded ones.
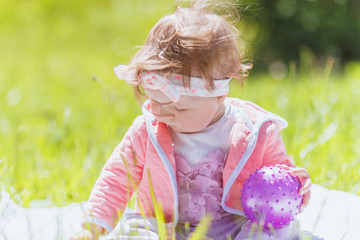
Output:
[84,98,294,233]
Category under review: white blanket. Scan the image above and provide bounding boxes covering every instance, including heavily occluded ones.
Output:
[0,184,359,240]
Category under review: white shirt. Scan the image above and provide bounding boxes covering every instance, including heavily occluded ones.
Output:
[169,100,236,165]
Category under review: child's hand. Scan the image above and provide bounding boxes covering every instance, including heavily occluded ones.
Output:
[275,164,312,213]
[70,223,105,240]
[188,232,214,240]
[69,229,96,240]
[166,222,175,239]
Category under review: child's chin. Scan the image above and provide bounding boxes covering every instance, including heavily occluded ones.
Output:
[168,125,182,132]
[169,125,203,134]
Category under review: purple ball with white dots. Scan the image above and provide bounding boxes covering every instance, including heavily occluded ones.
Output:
[241,166,303,229]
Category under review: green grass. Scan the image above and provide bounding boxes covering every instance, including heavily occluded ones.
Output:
[1,0,359,213]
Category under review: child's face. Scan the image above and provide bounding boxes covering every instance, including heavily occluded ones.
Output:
[144,88,225,133]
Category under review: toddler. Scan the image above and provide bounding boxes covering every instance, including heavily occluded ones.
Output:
[72,1,311,239]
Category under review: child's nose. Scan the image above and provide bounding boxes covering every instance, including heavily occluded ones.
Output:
[150,100,173,119]
[150,99,161,113]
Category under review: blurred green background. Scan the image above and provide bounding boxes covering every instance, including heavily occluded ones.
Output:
[0,0,359,207]
[238,0,360,72]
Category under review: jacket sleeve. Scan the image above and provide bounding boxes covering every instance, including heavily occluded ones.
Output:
[83,116,147,232]
[261,121,295,167]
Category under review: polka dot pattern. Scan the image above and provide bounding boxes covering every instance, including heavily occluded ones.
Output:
[241,166,302,229]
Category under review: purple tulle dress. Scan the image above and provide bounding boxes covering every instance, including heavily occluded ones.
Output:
[175,149,247,239]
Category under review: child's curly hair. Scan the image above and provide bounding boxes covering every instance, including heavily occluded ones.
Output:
[127,0,252,100]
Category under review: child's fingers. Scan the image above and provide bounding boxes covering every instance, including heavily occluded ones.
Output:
[189,234,214,240]
[292,168,312,212]
[69,229,94,240]
[274,165,312,192]
[274,165,312,213]
[299,177,312,195]
[286,167,312,196]
[300,190,311,213]
[274,164,291,171]
[289,167,310,178]
[166,222,174,239]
